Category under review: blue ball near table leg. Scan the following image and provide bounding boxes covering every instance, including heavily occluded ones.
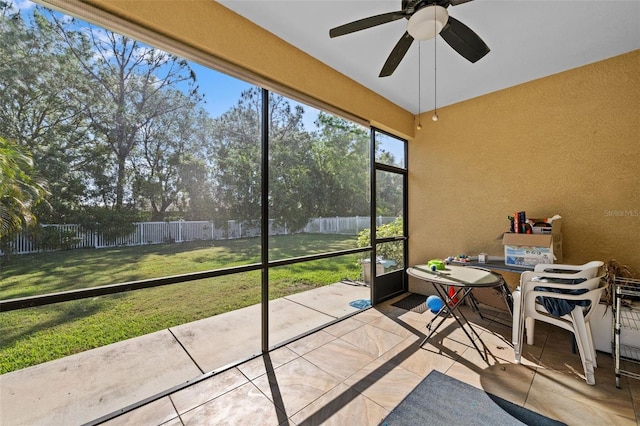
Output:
[426,295,443,313]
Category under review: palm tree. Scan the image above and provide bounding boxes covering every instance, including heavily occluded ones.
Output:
[0,136,48,239]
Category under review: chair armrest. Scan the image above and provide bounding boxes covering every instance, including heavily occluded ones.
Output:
[535,263,576,272]
[528,289,600,302]
[521,275,603,293]
[522,271,584,282]
[520,269,600,286]
[527,287,604,309]
[534,261,603,273]
[526,287,604,317]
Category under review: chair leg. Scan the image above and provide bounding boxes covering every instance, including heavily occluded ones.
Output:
[585,322,597,369]
[573,330,595,385]
[525,317,535,345]
[512,289,522,363]
[572,310,596,385]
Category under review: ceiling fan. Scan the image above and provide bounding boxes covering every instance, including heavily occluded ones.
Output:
[329,0,490,77]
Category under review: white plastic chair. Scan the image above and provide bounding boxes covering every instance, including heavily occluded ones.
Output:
[533,261,604,274]
[521,277,604,385]
[512,262,603,366]
[521,272,602,343]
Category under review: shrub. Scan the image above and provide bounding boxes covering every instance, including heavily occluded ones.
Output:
[78,207,143,245]
[356,218,403,264]
[34,226,79,251]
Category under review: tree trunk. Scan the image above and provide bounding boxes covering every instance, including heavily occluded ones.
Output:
[116,157,126,208]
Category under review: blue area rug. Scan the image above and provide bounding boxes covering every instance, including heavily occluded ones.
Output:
[381,370,566,426]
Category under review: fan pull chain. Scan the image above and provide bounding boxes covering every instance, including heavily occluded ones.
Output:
[433,8,439,122]
[417,41,422,130]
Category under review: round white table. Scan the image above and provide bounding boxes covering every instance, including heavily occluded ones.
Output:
[407,264,505,359]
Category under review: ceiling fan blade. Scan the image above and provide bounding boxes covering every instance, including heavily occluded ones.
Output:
[330,11,406,38]
[379,32,414,77]
[439,16,490,63]
[449,0,475,5]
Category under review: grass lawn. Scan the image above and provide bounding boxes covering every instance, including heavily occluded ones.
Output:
[0,234,364,374]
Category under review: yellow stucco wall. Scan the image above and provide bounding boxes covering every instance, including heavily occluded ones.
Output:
[409,50,640,282]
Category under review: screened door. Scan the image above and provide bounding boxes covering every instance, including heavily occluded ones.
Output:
[371,129,408,304]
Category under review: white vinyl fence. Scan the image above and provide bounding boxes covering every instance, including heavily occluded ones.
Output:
[302,216,396,235]
[3,216,398,256]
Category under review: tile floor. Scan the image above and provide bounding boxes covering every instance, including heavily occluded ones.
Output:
[101,296,639,426]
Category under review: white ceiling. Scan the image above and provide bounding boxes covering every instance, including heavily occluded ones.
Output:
[218,0,640,114]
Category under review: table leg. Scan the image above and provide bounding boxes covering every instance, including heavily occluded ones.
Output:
[420,285,489,360]
[466,292,485,320]
[420,283,456,345]
[448,290,487,356]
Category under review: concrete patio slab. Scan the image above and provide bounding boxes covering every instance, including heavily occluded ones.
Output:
[0,330,201,425]
[283,281,370,318]
[170,298,338,373]
[169,303,264,373]
[169,283,370,373]
[268,297,337,346]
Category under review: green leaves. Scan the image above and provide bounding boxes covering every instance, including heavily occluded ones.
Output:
[0,137,48,238]
[0,4,376,233]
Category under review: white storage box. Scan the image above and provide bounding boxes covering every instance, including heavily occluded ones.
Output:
[502,233,563,268]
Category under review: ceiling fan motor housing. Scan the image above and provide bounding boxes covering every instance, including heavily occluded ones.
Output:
[406,5,449,40]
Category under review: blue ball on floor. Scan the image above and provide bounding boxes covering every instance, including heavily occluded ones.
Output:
[426,295,443,313]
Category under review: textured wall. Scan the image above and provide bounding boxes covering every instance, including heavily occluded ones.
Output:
[409,50,640,287]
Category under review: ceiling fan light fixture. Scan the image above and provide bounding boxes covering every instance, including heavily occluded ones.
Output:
[407,5,449,41]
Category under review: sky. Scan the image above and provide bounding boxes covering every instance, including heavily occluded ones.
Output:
[10,0,321,131]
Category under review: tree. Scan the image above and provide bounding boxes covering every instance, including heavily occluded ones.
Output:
[375,155,403,217]
[51,14,202,209]
[208,88,325,231]
[1,2,376,230]
[208,89,374,231]
[175,153,215,221]
[130,91,204,220]
[0,4,94,222]
[0,137,48,238]
[310,113,370,217]
[208,89,263,223]
[170,108,218,221]
[267,93,317,230]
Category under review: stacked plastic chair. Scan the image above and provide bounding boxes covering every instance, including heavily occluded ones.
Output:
[512,261,604,385]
